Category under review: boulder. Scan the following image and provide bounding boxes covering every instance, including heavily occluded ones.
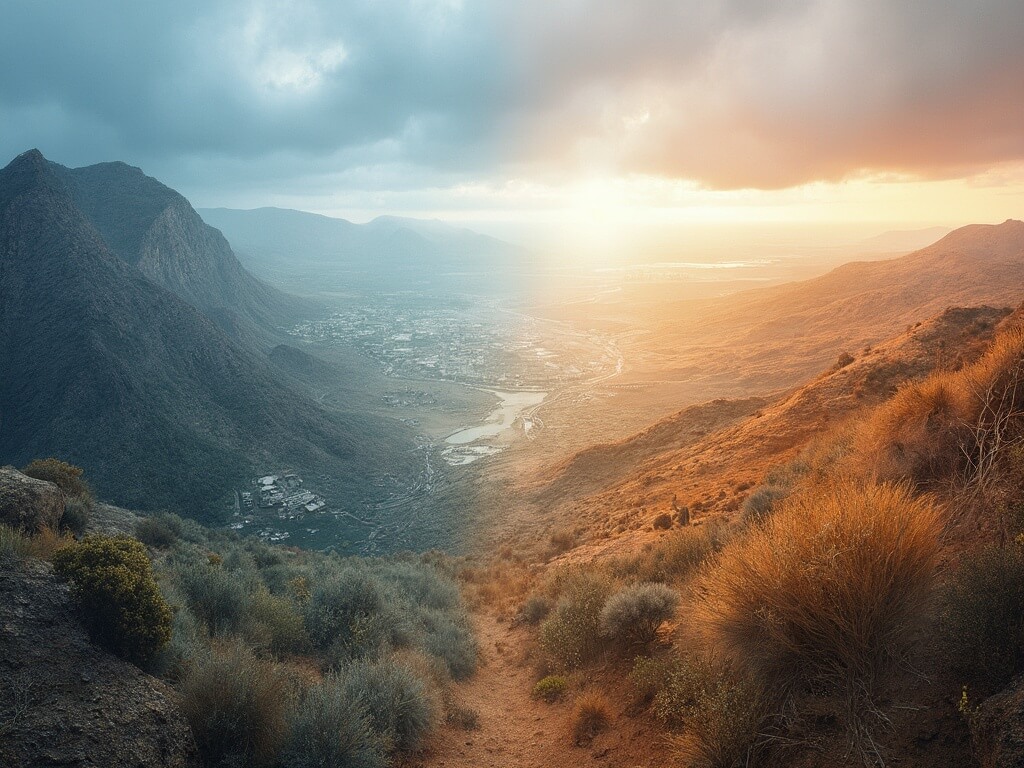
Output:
[971,675,1024,768]
[0,466,65,532]
[0,560,199,767]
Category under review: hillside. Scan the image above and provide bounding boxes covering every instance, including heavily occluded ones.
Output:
[0,150,415,519]
[199,206,530,293]
[51,162,310,348]
[486,304,1011,553]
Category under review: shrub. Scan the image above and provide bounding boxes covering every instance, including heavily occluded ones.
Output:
[245,589,310,656]
[341,659,437,753]
[179,645,294,768]
[22,458,91,499]
[600,583,679,647]
[653,513,673,530]
[611,523,727,585]
[280,677,385,768]
[664,658,769,768]
[532,675,568,702]
[940,544,1024,693]
[446,702,480,730]
[519,594,552,625]
[305,570,387,654]
[572,691,611,745]
[177,561,249,636]
[417,609,478,680]
[741,485,788,526]
[550,530,576,554]
[697,482,940,740]
[60,497,91,536]
[629,655,678,706]
[136,515,178,549]
[52,536,172,664]
[539,573,612,669]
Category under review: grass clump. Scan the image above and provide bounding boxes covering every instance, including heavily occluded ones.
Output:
[741,485,789,526]
[518,593,552,625]
[610,523,728,585]
[572,691,611,745]
[539,572,612,669]
[697,481,940,746]
[0,524,33,563]
[60,497,91,536]
[136,513,179,549]
[180,645,295,768]
[600,582,679,647]
[52,535,172,665]
[341,658,438,753]
[532,675,569,702]
[281,677,385,768]
[940,543,1024,693]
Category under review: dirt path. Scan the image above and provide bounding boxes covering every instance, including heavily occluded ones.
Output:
[408,612,665,768]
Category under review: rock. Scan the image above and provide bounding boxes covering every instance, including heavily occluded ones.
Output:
[0,466,65,532]
[971,675,1024,768]
[0,560,199,767]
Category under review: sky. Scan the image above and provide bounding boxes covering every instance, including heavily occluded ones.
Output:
[3,0,1024,250]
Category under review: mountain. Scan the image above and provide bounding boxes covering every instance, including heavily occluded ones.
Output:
[198,206,530,293]
[856,225,952,253]
[48,162,311,347]
[0,149,413,519]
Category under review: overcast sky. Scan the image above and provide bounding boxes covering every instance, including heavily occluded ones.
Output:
[3,0,1024,231]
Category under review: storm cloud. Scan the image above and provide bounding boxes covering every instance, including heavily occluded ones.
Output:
[2,0,1022,200]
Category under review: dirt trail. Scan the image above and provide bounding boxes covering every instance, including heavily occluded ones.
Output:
[409,612,665,768]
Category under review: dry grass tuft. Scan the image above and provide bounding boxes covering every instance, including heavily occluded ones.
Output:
[696,481,941,738]
[571,691,611,745]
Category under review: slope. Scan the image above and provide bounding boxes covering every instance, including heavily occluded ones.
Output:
[0,149,413,519]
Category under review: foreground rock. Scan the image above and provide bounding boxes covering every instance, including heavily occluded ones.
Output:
[971,675,1024,768]
[0,466,64,532]
[0,559,198,767]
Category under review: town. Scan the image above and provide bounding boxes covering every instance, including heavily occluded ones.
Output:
[230,473,329,543]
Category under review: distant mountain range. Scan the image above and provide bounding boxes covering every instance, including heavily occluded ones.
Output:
[199,206,530,293]
[0,150,413,519]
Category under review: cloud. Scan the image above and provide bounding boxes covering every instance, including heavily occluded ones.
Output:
[0,0,1022,199]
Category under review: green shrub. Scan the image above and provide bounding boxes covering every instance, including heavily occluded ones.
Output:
[539,573,612,669]
[629,655,678,705]
[342,659,437,753]
[22,457,91,499]
[60,497,91,536]
[600,583,679,647]
[179,645,294,768]
[52,536,171,664]
[135,515,178,549]
[305,571,387,653]
[940,544,1024,693]
[418,609,478,680]
[177,561,249,636]
[532,675,568,702]
[280,677,385,768]
[245,589,309,656]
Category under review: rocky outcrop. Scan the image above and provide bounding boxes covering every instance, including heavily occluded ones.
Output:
[0,560,199,767]
[971,675,1024,768]
[0,467,64,532]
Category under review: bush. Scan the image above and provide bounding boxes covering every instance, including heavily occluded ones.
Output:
[305,570,388,655]
[697,482,940,738]
[539,573,612,669]
[52,536,172,664]
[600,583,679,647]
[245,589,310,656]
[940,544,1024,693]
[519,594,552,625]
[653,513,673,530]
[177,561,249,636]
[611,523,728,585]
[136,515,178,549]
[532,675,568,702]
[341,659,437,753]
[60,497,91,536]
[418,609,478,680]
[572,691,611,745]
[664,658,768,768]
[280,677,385,768]
[741,485,788,526]
[22,457,91,499]
[179,645,294,768]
